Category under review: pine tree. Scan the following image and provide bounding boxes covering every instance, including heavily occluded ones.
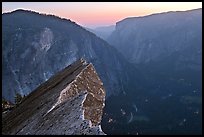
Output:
[2,98,7,110]
[15,93,23,105]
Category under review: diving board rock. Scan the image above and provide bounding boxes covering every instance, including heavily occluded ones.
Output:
[2,59,106,135]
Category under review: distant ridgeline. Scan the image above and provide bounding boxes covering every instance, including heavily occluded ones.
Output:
[2,59,106,135]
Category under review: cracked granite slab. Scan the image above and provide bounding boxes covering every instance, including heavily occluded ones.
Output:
[2,58,106,135]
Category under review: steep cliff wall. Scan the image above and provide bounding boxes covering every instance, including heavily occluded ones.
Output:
[2,59,106,135]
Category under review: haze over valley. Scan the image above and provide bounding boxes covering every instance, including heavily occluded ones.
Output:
[2,2,202,135]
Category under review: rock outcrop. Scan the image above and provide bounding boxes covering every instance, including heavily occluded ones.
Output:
[2,59,106,135]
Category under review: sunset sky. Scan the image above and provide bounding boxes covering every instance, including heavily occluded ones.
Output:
[2,2,202,28]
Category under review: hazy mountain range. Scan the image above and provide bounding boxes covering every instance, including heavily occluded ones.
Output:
[2,8,202,135]
[85,25,115,40]
[2,9,144,103]
[107,8,202,65]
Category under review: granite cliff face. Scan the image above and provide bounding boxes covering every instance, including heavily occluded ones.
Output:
[2,59,106,135]
[2,10,139,102]
[107,8,202,69]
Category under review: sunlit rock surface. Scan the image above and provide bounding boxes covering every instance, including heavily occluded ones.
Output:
[2,59,106,135]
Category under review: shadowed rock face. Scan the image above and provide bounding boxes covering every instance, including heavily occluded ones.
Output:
[107,8,202,67]
[2,9,135,102]
[2,59,106,135]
